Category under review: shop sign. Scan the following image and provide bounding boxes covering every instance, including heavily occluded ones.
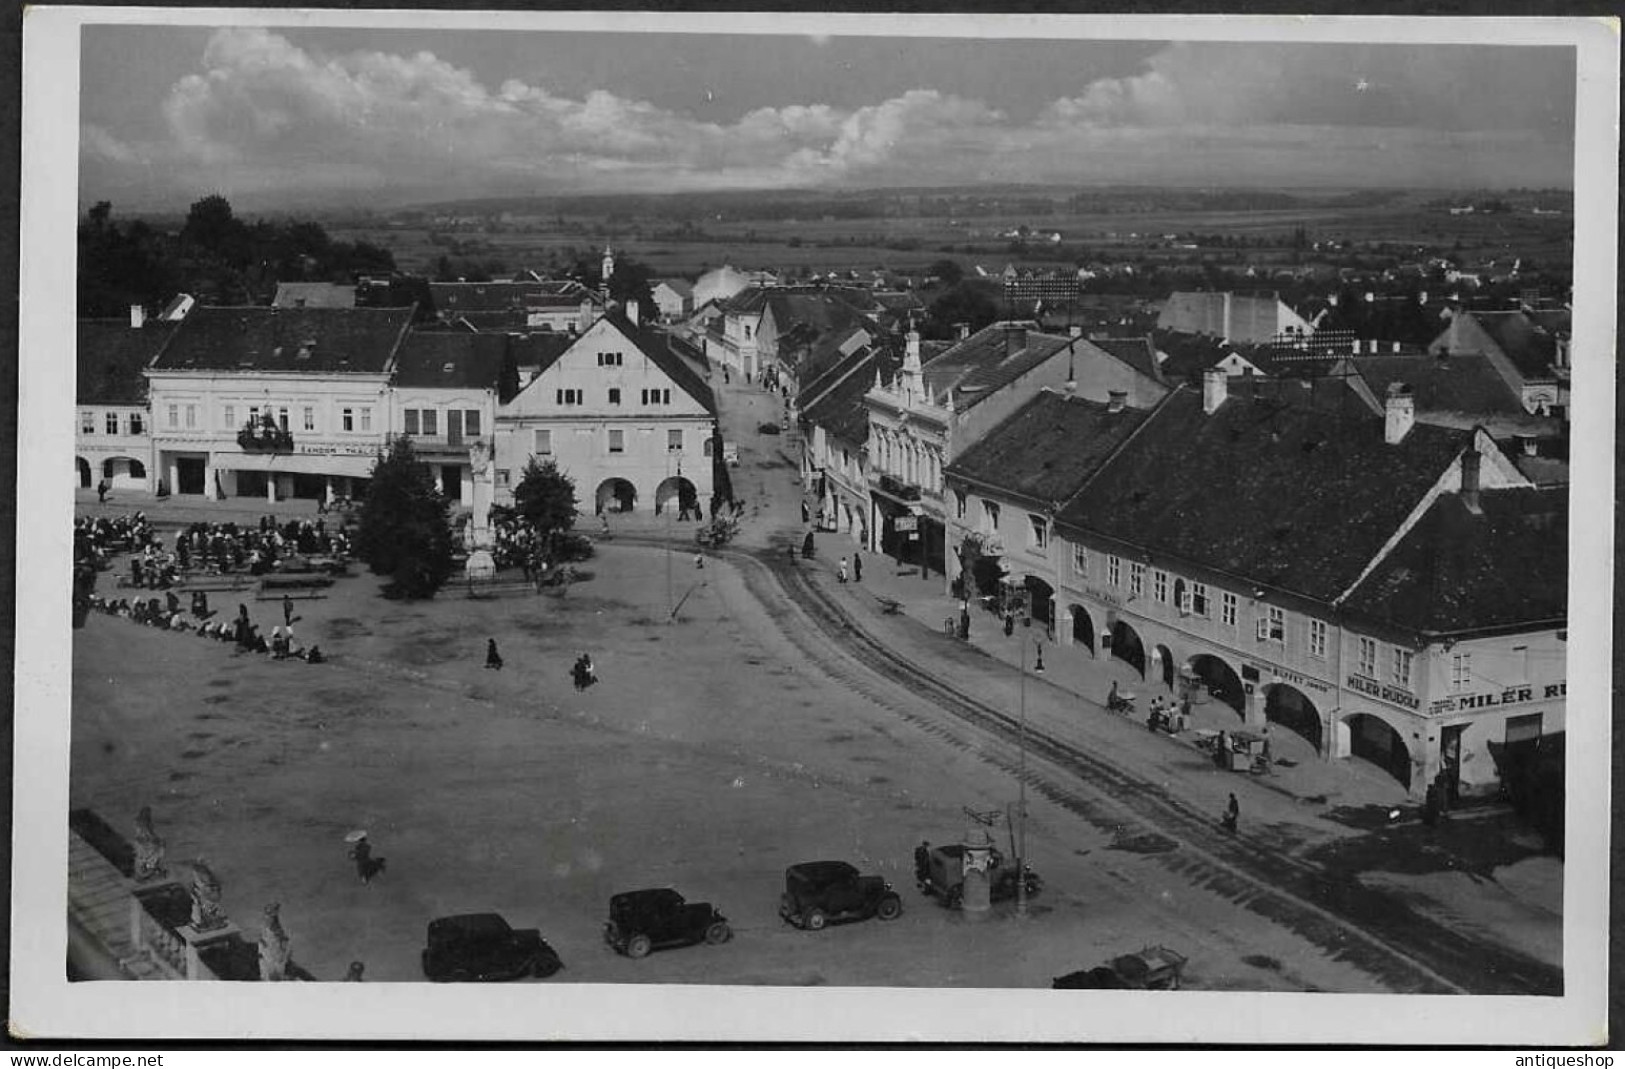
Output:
[1428,681,1563,715]
[297,441,381,457]
[894,516,918,532]
[1345,674,1420,710]
[1244,661,1331,695]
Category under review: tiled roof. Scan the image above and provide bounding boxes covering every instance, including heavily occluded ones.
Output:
[509,332,576,375]
[1088,337,1163,383]
[1353,353,1525,416]
[946,391,1149,506]
[801,346,895,446]
[151,307,415,374]
[655,278,694,297]
[1340,487,1567,635]
[1433,311,1560,381]
[272,282,356,309]
[392,332,508,392]
[920,321,1068,410]
[1058,384,1472,603]
[430,281,590,315]
[1153,331,1232,383]
[77,320,179,404]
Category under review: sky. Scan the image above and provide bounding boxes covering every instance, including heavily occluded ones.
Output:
[77,24,1578,211]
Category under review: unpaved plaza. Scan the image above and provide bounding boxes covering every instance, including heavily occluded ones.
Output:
[73,540,1394,990]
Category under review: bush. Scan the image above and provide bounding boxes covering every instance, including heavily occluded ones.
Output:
[552,533,596,563]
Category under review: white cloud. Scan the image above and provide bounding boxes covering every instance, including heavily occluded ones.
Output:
[88,29,1575,204]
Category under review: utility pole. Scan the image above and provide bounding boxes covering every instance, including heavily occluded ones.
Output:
[1016,637,1043,917]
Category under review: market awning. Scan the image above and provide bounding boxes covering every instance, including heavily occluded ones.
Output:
[216,452,377,479]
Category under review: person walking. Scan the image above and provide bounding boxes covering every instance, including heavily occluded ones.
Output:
[1222,793,1240,834]
[852,552,862,583]
[838,557,849,583]
[1003,607,1016,637]
[800,500,810,524]
[485,638,503,670]
[348,833,385,883]
[958,602,971,640]
[96,479,109,504]
[282,594,295,628]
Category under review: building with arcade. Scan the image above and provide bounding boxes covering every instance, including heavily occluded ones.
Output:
[493,309,718,517]
[950,368,1564,798]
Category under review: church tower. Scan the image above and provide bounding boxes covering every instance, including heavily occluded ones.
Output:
[600,245,615,299]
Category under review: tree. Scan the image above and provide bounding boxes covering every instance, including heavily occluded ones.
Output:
[353,437,456,599]
[512,457,579,552]
[927,258,964,287]
[923,281,998,340]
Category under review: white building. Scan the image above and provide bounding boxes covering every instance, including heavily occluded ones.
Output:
[494,310,718,516]
[652,279,695,321]
[76,315,177,493]
[144,306,415,502]
[389,332,514,508]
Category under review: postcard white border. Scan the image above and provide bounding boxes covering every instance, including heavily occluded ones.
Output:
[14,7,1617,1045]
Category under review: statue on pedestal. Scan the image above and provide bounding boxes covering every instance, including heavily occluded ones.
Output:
[187,860,227,931]
[258,902,291,982]
[131,806,167,882]
[465,438,498,578]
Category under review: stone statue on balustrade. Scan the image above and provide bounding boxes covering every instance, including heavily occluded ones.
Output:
[131,806,167,882]
[187,860,228,931]
[258,902,291,982]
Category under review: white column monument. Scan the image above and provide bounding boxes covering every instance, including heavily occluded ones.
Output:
[464,439,497,581]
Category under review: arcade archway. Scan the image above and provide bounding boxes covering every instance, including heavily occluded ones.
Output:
[655,475,698,517]
[1069,604,1094,654]
[1025,576,1054,631]
[1153,644,1176,691]
[1343,712,1413,790]
[1186,653,1245,717]
[1109,619,1146,679]
[1264,683,1323,753]
[76,457,91,489]
[596,478,638,514]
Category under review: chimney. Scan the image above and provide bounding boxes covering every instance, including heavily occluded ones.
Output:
[1221,292,1233,342]
[956,322,970,341]
[1460,448,1482,513]
[129,304,145,329]
[1384,382,1415,444]
[1202,367,1228,415]
[1107,389,1127,413]
[626,299,640,327]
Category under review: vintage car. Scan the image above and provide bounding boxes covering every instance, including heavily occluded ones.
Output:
[779,860,903,930]
[421,913,563,982]
[1052,945,1187,990]
[917,843,1042,909]
[604,888,731,958]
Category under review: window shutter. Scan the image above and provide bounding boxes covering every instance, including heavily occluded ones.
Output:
[1256,618,1270,641]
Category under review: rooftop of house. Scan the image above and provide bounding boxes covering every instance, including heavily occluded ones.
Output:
[150,306,417,375]
[429,280,592,315]
[918,321,1070,411]
[800,344,898,446]
[271,282,357,309]
[1057,383,1474,604]
[1432,310,1563,381]
[946,391,1150,506]
[597,310,718,416]
[1340,486,1566,636]
[392,332,510,395]
[77,319,181,404]
[1353,352,1526,416]
[1086,336,1164,383]
[655,278,695,297]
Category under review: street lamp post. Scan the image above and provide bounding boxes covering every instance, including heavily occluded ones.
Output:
[1016,636,1043,917]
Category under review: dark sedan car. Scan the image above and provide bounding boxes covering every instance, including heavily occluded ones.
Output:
[779,860,902,930]
[604,887,731,958]
[421,913,563,982]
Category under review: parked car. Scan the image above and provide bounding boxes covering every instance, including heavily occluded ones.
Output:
[604,887,731,958]
[757,421,782,435]
[1052,945,1187,990]
[779,860,903,930]
[917,843,1042,909]
[421,913,563,982]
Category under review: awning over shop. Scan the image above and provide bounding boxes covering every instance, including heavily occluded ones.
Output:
[216,451,377,479]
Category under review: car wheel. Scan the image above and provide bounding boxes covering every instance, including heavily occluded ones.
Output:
[804,908,828,931]
[945,885,964,910]
[533,955,562,979]
[876,896,903,921]
[704,920,732,945]
[626,933,653,959]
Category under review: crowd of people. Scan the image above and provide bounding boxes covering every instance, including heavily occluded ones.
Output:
[168,515,352,576]
[85,592,325,664]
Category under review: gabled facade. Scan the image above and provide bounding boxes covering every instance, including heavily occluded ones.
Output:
[494,312,718,516]
[1157,291,1316,345]
[798,337,896,545]
[652,279,694,321]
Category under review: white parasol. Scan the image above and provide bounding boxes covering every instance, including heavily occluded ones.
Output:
[343,829,369,843]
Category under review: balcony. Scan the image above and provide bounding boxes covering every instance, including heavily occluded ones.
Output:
[236,419,294,454]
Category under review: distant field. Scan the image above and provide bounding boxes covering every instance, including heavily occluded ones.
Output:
[330,202,1572,282]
